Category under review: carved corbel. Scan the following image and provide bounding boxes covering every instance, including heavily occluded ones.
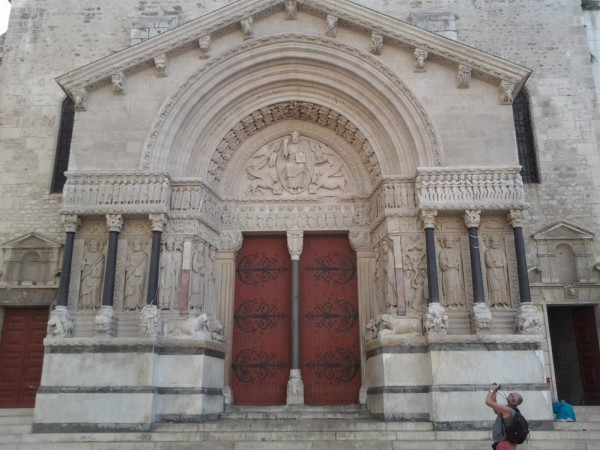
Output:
[154,54,168,77]
[414,48,429,72]
[111,72,125,95]
[370,32,383,55]
[499,80,515,105]
[508,209,525,228]
[285,0,298,20]
[198,35,211,58]
[240,17,254,39]
[220,231,243,252]
[349,229,371,251]
[325,15,338,37]
[457,65,472,89]
[73,87,88,111]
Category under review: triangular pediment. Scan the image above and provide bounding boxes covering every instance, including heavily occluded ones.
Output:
[56,0,530,105]
[533,222,594,241]
[1,233,63,250]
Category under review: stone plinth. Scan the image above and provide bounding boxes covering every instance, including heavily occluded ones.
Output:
[365,334,554,429]
[33,338,225,431]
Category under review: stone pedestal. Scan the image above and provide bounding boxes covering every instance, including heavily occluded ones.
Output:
[33,338,225,431]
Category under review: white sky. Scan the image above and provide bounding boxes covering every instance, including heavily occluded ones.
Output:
[0,0,10,35]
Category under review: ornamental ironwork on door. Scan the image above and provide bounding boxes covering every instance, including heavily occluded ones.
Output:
[232,235,290,405]
[300,234,360,405]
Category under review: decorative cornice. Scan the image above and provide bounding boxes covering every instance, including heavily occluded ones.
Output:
[55,0,530,104]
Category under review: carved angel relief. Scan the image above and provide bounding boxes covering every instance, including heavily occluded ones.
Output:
[244,131,348,197]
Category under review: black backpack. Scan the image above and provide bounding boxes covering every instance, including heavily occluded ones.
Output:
[503,406,530,444]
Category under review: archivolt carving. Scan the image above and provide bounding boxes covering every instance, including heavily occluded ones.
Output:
[141,35,442,174]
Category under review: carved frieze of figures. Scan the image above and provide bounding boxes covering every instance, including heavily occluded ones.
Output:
[159,238,182,310]
[163,313,224,341]
[402,235,427,312]
[438,234,465,309]
[415,167,526,210]
[244,131,349,197]
[79,239,105,310]
[484,235,511,308]
[123,240,149,311]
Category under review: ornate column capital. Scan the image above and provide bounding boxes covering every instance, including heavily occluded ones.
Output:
[420,209,437,229]
[106,214,123,233]
[61,214,80,233]
[464,209,481,229]
[220,231,243,252]
[149,213,167,232]
[349,229,371,251]
[508,209,525,228]
[287,230,303,260]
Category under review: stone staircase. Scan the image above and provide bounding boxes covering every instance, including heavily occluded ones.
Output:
[1,406,600,449]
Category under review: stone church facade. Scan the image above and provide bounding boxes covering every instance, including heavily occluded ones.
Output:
[0,0,599,432]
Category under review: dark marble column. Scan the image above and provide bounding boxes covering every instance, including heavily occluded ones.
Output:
[286,230,304,405]
[464,210,485,304]
[57,215,80,307]
[421,210,440,304]
[508,210,531,303]
[101,214,123,307]
[146,214,166,306]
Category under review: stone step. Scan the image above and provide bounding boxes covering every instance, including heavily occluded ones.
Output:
[0,415,33,425]
[555,421,600,430]
[0,408,33,417]
[219,407,372,421]
[0,423,33,434]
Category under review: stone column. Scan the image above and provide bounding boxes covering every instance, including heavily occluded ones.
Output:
[508,210,542,334]
[140,214,166,338]
[349,229,374,405]
[47,215,80,338]
[421,210,447,336]
[217,230,242,405]
[95,214,123,337]
[465,210,492,333]
[286,230,304,405]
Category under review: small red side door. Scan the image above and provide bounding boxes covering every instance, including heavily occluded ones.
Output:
[0,307,49,408]
[573,306,600,405]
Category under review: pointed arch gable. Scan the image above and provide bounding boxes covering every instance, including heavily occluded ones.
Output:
[141,35,443,184]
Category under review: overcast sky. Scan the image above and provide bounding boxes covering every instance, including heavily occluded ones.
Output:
[0,0,10,35]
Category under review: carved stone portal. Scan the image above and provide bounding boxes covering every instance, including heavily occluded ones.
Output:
[244,131,349,196]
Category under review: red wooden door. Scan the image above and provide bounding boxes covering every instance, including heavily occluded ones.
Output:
[300,235,360,405]
[232,236,291,405]
[573,306,600,405]
[0,307,48,408]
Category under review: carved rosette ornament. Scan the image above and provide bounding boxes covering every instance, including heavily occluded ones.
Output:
[370,32,383,55]
[149,213,167,232]
[457,65,472,89]
[325,15,338,37]
[46,306,74,338]
[286,368,304,405]
[515,303,542,335]
[111,72,125,95]
[154,54,168,77]
[464,210,481,229]
[420,210,437,230]
[414,48,429,73]
[61,214,81,233]
[287,230,303,260]
[499,81,515,105]
[240,17,254,39]
[470,302,492,334]
[424,302,448,336]
[285,0,298,20]
[106,214,124,233]
[508,209,525,228]
[198,35,211,58]
[220,231,243,252]
[139,304,163,337]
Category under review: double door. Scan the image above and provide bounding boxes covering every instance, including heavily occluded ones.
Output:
[231,234,360,405]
